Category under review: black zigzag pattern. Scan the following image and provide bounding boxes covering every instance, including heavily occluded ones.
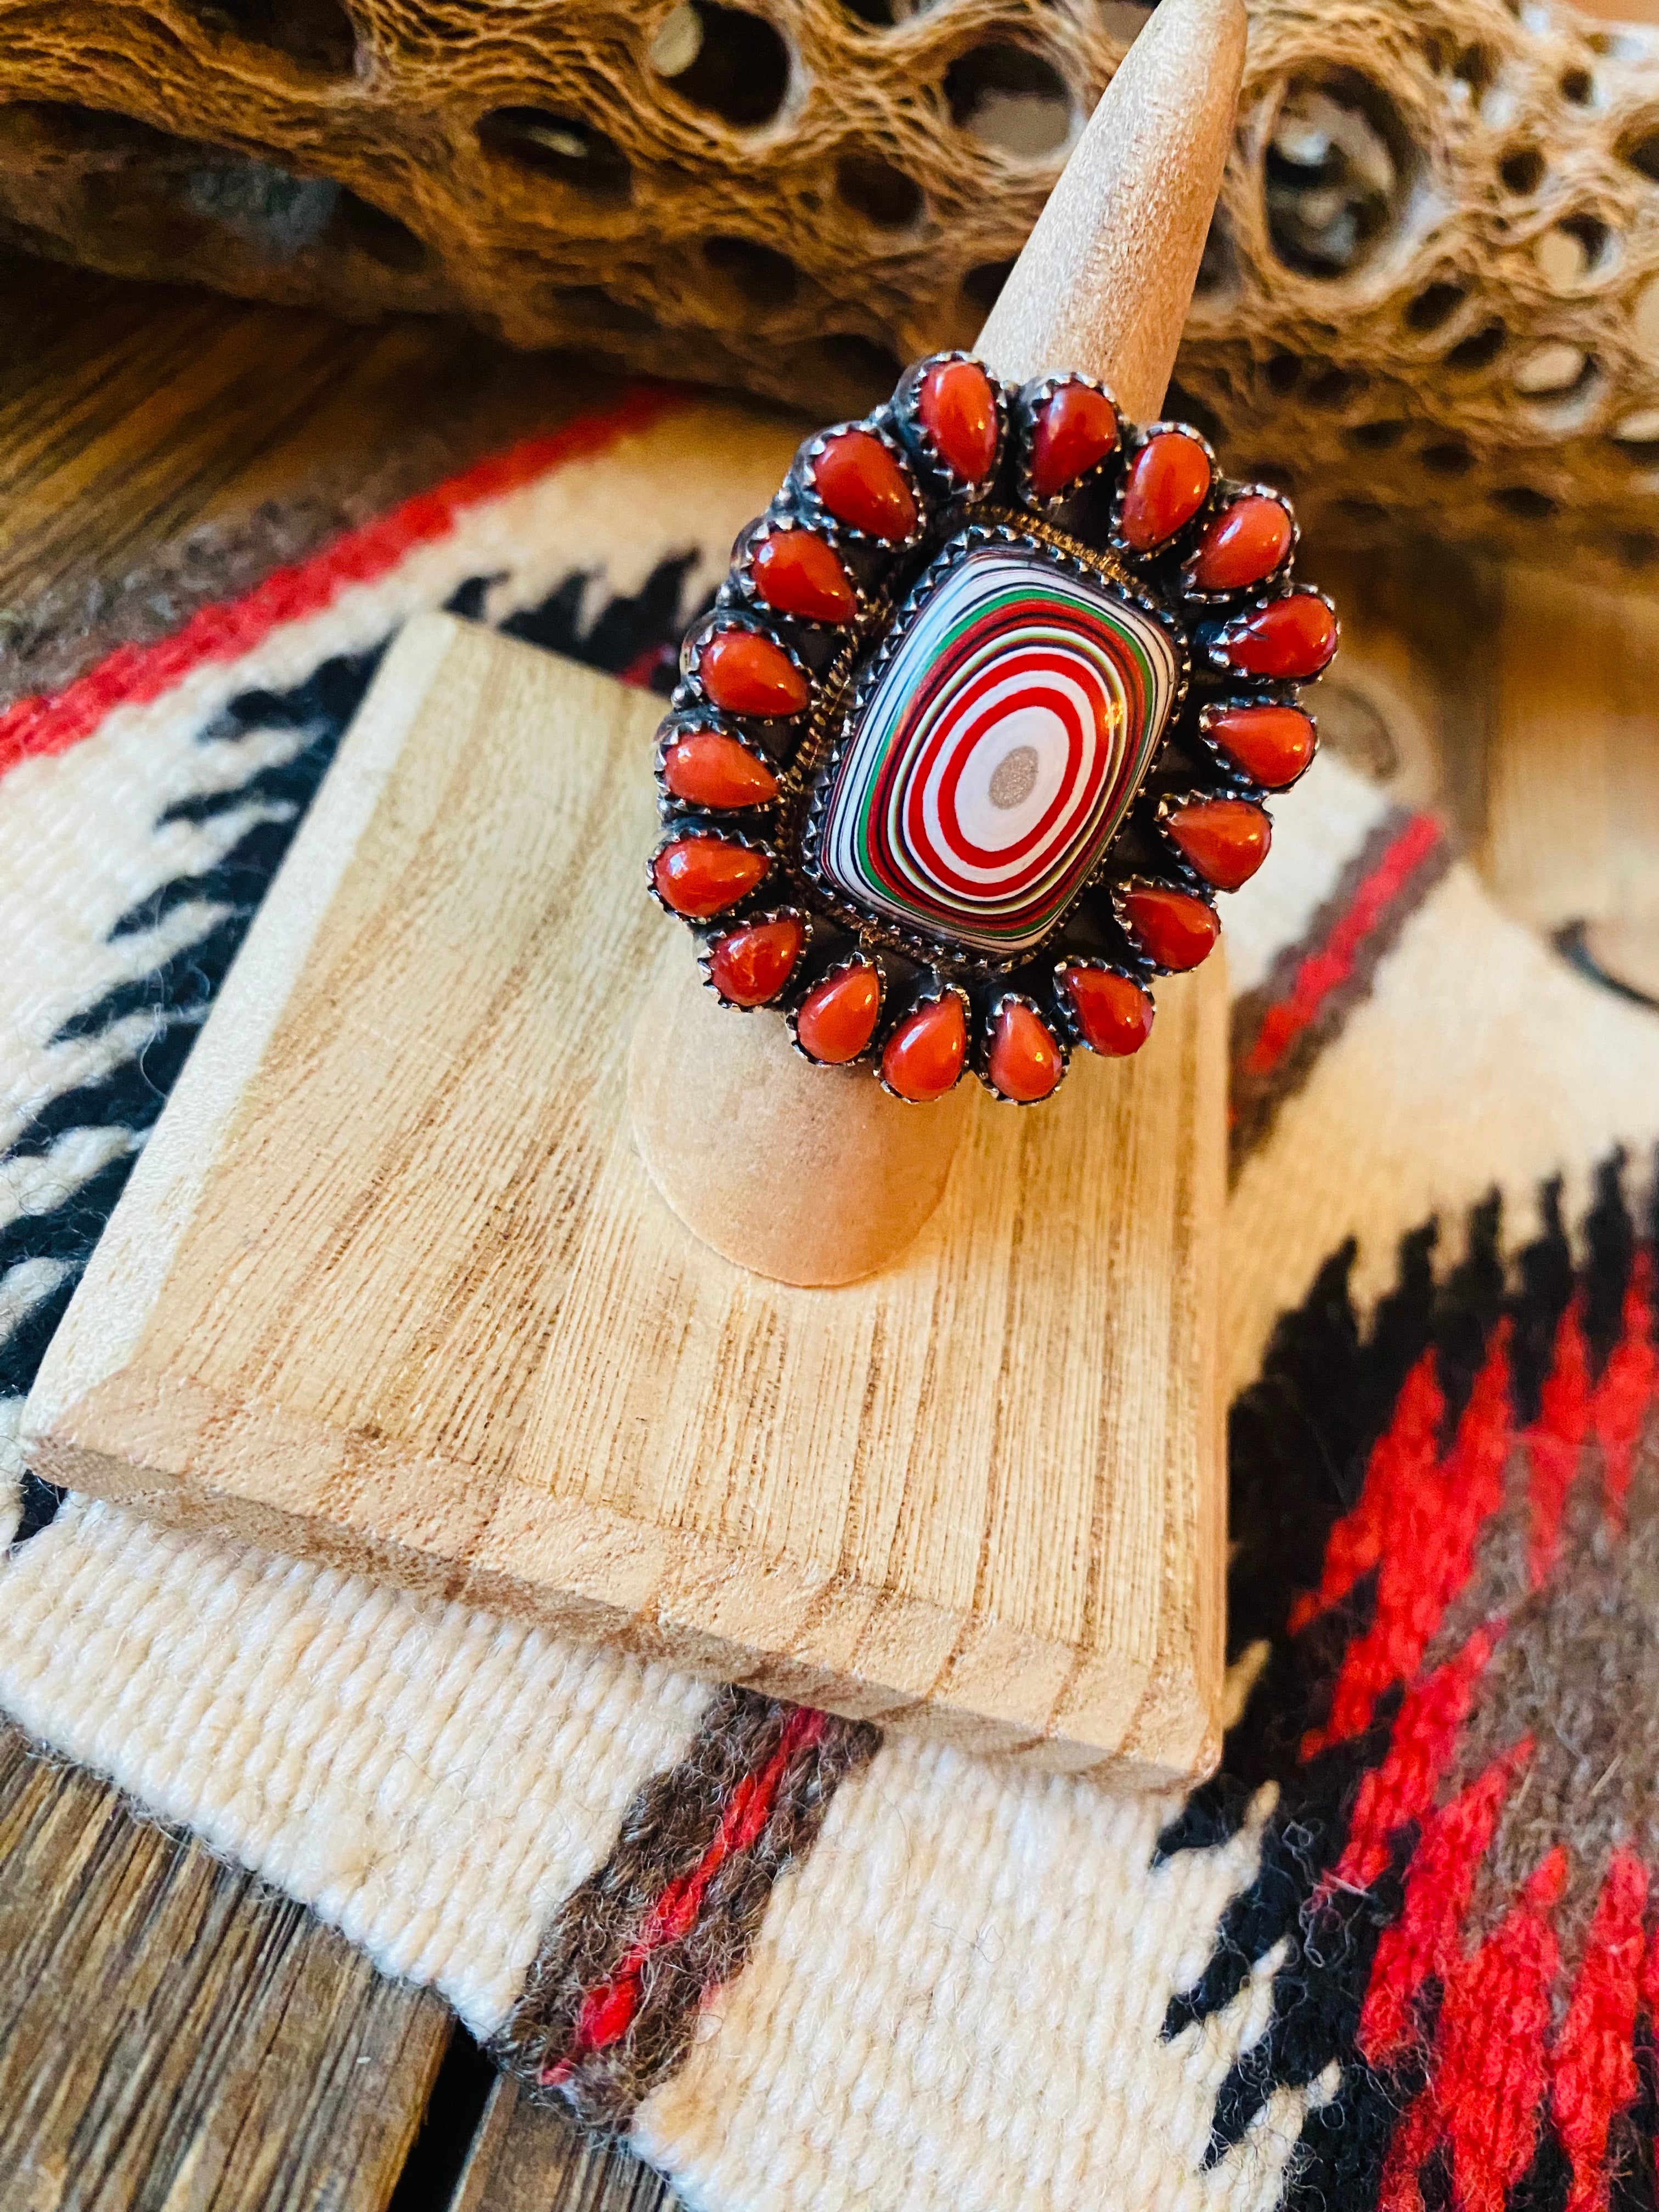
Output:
[4,555,699,1541]
[1156,1154,1650,2210]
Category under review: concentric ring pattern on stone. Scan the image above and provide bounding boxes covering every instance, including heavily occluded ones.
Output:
[816,541,1178,955]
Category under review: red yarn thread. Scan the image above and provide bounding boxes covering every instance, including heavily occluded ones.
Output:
[1235,812,1444,1085]
[1358,1739,1533,2066]
[1379,1848,1567,2212]
[1298,1332,1511,1758]
[543,1705,829,2080]
[1551,1849,1650,2212]
[1323,1627,1499,1896]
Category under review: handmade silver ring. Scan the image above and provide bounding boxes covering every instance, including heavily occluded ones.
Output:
[650,351,1338,1107]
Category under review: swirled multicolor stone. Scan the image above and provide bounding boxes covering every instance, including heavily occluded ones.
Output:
[815,541,1179,955]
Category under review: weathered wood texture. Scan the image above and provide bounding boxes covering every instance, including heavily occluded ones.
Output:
[0,1723,450,2212]
[449,2080,678,2212]
[26,613,1227,1782]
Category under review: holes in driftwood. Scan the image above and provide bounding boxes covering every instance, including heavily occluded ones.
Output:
[839,0,902,22]
[1265,351,1302,394]
[1194,213,1235,297]
[1620,120,1659,184]
[704,234,799,308]
[1420,439,1474,475]
[1590,28,1645,61]
[7,108,354,264]
[1513,342,1591,399]
[184,159,339,254]
[651,4,791,129]
[1491,484,1557,519]
[1536,214,1610,287]
[1451,46,1496,98]
[1498,144,1545,196]
[178,0,357,75]
[945,44,1073,159]
[962,258,1014,313]
[1444,320,1505,372]
[1560,66,1594,106]
[1346,419,1407,450]
[1304,362,1365,409]
[1405,280,1465,331]
[835,152,923,229]
[1264,69,1413,278]
[1613,407,1659,458]
[476,110,632,204]
[331,190,427,270]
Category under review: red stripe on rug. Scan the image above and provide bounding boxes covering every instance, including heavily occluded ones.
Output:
[1237,811,1444,1084]
[543,1704,830,2083]
[0,383,686,782]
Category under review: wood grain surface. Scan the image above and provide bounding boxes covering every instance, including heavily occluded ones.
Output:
[26,613,1227,1782]
[448,2079,676,2212]
[0,1723,450,2212]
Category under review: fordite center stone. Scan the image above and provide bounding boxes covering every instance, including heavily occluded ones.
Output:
[815,541,1180,956]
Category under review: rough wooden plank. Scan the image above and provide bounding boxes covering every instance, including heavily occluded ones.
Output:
[26,612,1227,1783]
[0,1723,450,2212]
[449,2079,679,2212]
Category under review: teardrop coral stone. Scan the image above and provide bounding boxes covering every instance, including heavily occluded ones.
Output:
[812,430,917,540]
[1219,592,1338,681]
[882,993,966,1102]
[700,629,810,718]
[796,963,882,1063]
[1030,382,1118,500]
[653,837,769,919]
[1120,431,1211,550]
[709,915,805,1006]
[1191,496,1293,592]
[662,731,780,809]
[1165,798,1272,891]
[988,1001,1064,1103]
[919,359,999,483]
[1205,703,1316,789]
[1121,885,1219,971]
[1060,967,1154,1057]
[751,530,856,624]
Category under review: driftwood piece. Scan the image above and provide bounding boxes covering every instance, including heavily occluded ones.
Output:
[0,1,1655,569]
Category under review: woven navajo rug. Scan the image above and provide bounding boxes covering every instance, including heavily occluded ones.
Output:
[4,388,1659,2211]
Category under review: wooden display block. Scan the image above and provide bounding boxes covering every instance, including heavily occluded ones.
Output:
[25,614,1226,1781]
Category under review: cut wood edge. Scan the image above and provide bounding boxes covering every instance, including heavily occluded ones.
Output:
[29,1346,1220,1784]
